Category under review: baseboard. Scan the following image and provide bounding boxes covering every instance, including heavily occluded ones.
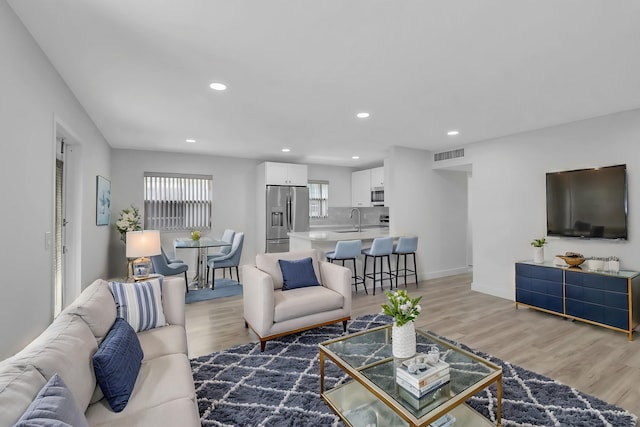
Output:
[421,266,472,281]
[471,280,513,301]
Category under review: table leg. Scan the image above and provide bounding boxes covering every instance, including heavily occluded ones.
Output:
[496,373,502,426]
[319,350,325,394]
[198,247,208,289]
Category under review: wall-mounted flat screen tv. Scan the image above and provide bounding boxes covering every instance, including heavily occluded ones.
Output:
[546,164,627,240]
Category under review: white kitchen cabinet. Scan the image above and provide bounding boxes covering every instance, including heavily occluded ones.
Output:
[351,169,371,207]
[264,162,308,185]
[370,166,384,188]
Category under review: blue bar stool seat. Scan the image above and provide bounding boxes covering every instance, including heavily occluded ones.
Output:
[326,240,366,294]
[361,237,394,295]
[393,236,418,288]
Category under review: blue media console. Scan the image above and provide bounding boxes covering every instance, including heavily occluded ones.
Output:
[515,261,640,341]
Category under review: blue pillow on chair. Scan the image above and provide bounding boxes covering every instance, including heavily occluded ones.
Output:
[92,318,143,412]
[279,257,321,291]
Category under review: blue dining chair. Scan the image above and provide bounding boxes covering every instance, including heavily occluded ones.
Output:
[151,247,190,293]
[206,229,235,263]
[206,232,244,286]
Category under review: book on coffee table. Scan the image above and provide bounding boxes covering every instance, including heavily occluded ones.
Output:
[396,355,450,390]
[396,373,450,398]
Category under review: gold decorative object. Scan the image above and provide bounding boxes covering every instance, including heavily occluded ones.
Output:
[558,252,585,267]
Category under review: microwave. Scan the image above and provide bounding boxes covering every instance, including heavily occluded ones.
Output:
[371,188,384,206]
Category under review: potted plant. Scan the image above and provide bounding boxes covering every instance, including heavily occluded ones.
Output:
[381,290,422,358]
[530,237,546,263]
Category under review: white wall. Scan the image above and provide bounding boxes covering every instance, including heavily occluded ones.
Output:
[469,109,640,300]
[307,163,353,207]
[0,4,112,359]
[109,155,357,275]
[387,147,470,281]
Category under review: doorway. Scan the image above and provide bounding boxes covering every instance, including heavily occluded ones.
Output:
[54,119,82,315]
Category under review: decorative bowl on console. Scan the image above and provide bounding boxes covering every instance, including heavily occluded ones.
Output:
[558,252,585,267]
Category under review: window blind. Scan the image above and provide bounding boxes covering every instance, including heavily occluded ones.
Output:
[308,180,329,218]
[144,172,212,231]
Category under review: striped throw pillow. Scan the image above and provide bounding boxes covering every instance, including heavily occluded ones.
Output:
[108,278,166,332]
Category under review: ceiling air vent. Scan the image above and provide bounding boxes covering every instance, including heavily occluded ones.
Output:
[434,148,464,162]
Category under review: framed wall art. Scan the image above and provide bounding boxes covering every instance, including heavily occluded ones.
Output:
[96,175,111,226]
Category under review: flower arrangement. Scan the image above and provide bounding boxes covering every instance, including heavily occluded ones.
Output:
[381,290,422,327]
[115,205,142,241]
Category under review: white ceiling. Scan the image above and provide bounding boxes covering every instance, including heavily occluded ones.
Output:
[8,1,640,167]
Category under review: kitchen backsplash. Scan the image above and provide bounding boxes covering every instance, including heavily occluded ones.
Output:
[310,206,389,227]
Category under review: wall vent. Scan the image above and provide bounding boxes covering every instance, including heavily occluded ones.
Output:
[434,148,464,162]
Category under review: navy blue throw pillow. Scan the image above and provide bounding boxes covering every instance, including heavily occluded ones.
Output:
[92,318,143,412]
[279,257,321,291]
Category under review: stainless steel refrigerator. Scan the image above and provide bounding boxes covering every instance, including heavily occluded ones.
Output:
[266,185,309,253]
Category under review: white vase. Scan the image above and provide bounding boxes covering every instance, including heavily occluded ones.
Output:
[533,247,544,263]
[392,322,416,359]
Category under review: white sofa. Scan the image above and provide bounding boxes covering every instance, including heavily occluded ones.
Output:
[0,276,200,427]
[243,250,352,351]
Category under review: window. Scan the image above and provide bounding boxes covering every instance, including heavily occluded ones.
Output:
[308,180,329,218]
[144,172,212,231]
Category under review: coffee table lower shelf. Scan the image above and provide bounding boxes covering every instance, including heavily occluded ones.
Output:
[322,380,494,427]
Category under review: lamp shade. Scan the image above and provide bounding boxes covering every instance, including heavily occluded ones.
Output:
[126,230,161,258]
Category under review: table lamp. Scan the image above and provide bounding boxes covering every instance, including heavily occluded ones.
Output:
[126,230,161,280]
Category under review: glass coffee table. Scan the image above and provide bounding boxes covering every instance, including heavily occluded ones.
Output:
[319,325,502,426]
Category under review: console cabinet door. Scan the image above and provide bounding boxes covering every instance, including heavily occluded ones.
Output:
[565,270,629,329]
[515,263,563,314]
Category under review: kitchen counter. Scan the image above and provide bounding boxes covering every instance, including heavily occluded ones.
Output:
[288,227,395,252]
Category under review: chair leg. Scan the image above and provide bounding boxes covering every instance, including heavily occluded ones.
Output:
[386,255,394,290]
[373,255,378,295]
[184,272,189,293]
[342,320,348,333]
[396,254,400,289]
[403,254,408,287]
[260,340,267,352]
[356,257,367,295]
[413,252,418,287]
[235,266,240,282]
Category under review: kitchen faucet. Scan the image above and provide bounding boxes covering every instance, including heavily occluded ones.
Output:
[350,208,361,232]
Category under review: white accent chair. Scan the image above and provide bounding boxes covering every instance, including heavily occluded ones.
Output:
[242,250,352,351]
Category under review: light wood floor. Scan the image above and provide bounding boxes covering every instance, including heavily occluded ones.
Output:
[185,273,640,416]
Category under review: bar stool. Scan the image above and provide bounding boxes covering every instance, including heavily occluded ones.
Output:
[393,236,418,288]
[326,240,366,294]
[361,237,394,295]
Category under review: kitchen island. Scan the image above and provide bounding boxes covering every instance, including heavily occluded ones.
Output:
[288,227,396,253]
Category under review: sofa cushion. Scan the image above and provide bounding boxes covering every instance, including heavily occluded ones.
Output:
[137,325,188,360]
[0,364,48,426]
[256,250,322,290]
[10,314,98,412]
[14,373,89,427]
[93,318,143,413]
[279,257,321,291]
[273,286,344,323]
[87,397,200,427]
[85,354,196,424]
[61,279,117,344]
[109,279,166,332]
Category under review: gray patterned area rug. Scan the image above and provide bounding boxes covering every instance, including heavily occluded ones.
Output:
[191,314,637,426]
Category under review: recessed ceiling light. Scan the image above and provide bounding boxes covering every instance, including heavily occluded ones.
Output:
[356,112,370,119]
[281,148,291,152]
[209,82,227,91]
[447,130,460,136]
[352,156,360,160]
[185,139,196,143]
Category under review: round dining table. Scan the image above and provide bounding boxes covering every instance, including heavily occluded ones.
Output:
[174,237,231,289]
